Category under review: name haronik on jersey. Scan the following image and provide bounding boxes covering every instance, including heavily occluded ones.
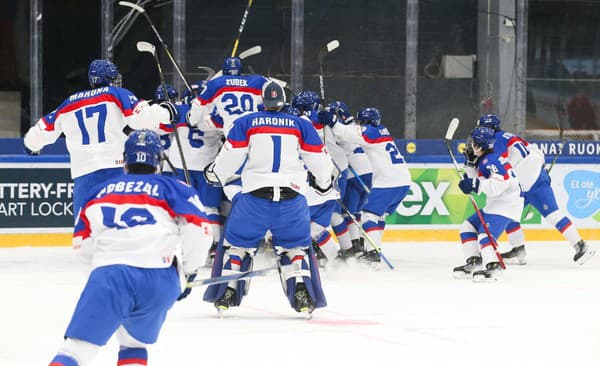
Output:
[251,116,296,127]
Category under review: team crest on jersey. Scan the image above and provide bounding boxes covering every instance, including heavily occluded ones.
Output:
[271,90,277,97]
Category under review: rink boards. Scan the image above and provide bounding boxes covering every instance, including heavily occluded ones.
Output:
[1,154,598,247]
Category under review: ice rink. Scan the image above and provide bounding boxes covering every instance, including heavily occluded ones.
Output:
[1,241,598,366]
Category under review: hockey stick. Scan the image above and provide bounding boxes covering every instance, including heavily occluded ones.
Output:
[347,165,372,194]
[197,66,216,81]
[136,41,191,185]
[119,1,194,94]
[186,265,278,288]
[444,118,506,269]
[317,40,340,104]
[230,0,254,57]
[336,198,394,270]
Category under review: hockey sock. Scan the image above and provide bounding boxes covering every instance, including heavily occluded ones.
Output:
[479,233,499,265]
[314,230,340,260]
[118,347,148,366]
[346,214,361,241]
[546,211,582,245]
[505,221,525,248]
[205,206,223,243]
[459,220,480,259]
[222,244,247,288]
[361,212,383,249]
[49,355,78,366]
[331,212,352,250]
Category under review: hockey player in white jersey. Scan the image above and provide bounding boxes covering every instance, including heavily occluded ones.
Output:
[49,130,212,366]
[320,105,411,262]
[203,81,334,317]
[23,59,177,222]
[453,126,523,281]
[477,114,595,265]
[188,56,269,136]
[156,82,226,257]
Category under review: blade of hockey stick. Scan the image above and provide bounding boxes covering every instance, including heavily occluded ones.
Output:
[238,45,262,59]
[136,41,155,55]
[118,1,145,13]
[318,40,340,64]
[445,118,460,140]
[196,66,216,80]
[186,266,278,288]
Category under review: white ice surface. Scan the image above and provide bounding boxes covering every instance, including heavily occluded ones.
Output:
[1,241,599,366]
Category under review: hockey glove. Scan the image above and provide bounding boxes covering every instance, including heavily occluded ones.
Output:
[177,273,197,301]
[330,101,354,124]
[317,108,337,127]
[308,171,334,196]
[159,101,179,122]
[458,174,480,194]
[203,162,222,186]
[23,143,40,156]
[463,145,479,167]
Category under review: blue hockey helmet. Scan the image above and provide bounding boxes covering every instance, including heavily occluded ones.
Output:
[222,57,242,76]
[328,101,354,124]
[88,59,121,88]
[356,107,381,126]
[281,103,300,116]
[292,91,321,112]
[468,126,496,151]
[181,80,205,105]
[154,84,179,102]
[124,129,163,169]
[477,114,501,131]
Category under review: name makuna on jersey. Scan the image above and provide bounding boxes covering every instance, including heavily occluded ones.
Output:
[24,86,168,178]
[213,110,334,195]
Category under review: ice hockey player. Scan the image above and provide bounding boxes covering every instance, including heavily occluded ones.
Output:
[202,81,334,318]
[320,105,411,263]
[153,83,181,176]
[188,56,269,136]
[48,129,212,366]
[292,91,348,266]
[156,82,226,263]
[477,114,595,265]
[23,59,177,222]
[454,126,523,281]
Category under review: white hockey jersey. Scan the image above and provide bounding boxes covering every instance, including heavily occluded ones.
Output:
[465,152,524,222]
[24,86,168,178]
[213,110,334,195]
[331,122,411,188]
[189,74,268,136]
[73,173,212,290]
[494,131,545,192]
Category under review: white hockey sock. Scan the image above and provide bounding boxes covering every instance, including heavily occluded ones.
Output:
[506,222,525,248]
[347,215,361,241]
[479,235,499,266]
[331,212,352,250]
[545,210,582,245]
[314,230,340,260]
[459,220,480,259]
[362,212,383,250]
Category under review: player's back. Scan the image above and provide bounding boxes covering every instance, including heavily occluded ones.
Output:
[198,74,267,135]
[46,86,138,178]
[494,130,545,191]
[74,173,206,269]
[360,124,410,187]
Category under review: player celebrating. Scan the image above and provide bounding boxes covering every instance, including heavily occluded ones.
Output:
[188,56,268,136]
[453,126,523,281]
[48,130,212,366]
[23,59,177,222]
[203,81,334,318]
[477,114,595,265]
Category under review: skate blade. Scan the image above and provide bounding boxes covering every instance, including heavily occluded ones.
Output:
[504,258,527,265]
[472,274,501,283]
[217,308,226,318]
[452,271,473,279]
[575,248,596,265]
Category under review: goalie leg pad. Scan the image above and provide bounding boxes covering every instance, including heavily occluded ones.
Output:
[278,246,327,310]
[203,243,254,306]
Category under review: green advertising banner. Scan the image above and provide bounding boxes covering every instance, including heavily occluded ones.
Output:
[387,166,542,225]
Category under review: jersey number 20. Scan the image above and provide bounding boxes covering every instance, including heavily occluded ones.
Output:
[222,93,254,116]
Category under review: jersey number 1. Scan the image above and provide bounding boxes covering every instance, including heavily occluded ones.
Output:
[75,104,108,145]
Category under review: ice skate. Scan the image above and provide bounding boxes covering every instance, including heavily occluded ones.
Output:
[452,256,482,279]
[205,241,218,267]
[214,287,236,317]
[313,242,327,268]
[472,262,502,282]
[357,250,381,263]
[338,238,364,259]
[293,283,314,318]
[573,240,595,265]
[501,245,527,265]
